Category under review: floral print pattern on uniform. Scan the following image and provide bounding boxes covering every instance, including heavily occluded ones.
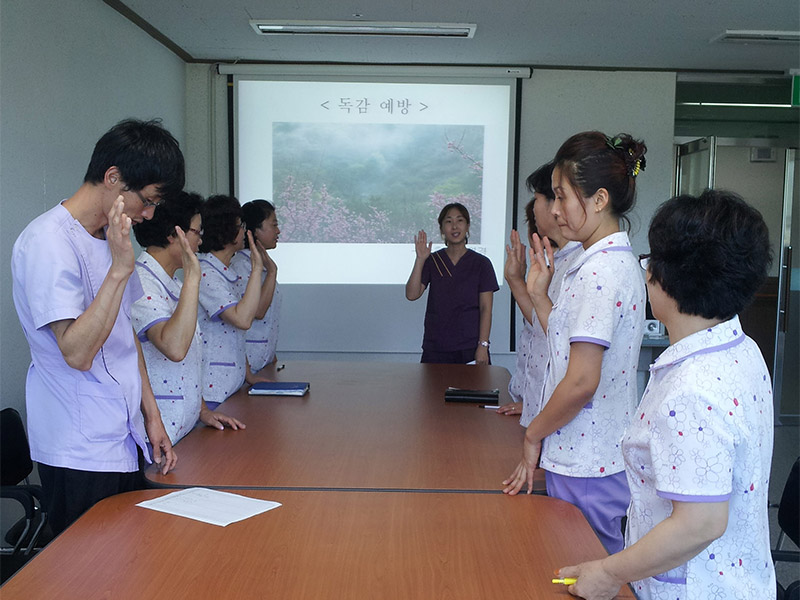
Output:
[539,232,645,477]
[623,316,775,599]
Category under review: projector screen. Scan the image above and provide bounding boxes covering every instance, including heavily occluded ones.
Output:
[235,76,517,285]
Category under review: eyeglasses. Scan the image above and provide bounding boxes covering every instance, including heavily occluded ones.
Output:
[638,253,650,271]
[122,185,163,209]
[187,227,203,237]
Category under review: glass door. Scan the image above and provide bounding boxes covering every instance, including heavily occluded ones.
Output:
[774,149,799,423]
[675,136,716,196]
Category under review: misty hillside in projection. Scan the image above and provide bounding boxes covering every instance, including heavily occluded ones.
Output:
[273,123,484,244]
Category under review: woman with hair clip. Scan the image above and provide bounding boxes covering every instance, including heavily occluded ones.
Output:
[405,202,499,364]
[132,192,244,444]
[503,132,647,556]
[196,195,271,408]
[497,161,582,426]
[556,191,775,600]
[231,200,281,373]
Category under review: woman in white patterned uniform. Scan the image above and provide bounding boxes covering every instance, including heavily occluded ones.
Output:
[197,195,271,407]
[499,162,582,427]
[231,200,281,373]
[558,191,775,600]
[503,132,647,557]
[132,192,244,443]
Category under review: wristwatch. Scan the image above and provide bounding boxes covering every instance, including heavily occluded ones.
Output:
[478,340,490,348]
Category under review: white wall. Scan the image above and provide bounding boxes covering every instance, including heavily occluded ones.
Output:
[0,0,186,420]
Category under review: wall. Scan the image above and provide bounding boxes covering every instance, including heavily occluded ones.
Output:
[0,0,187,421]
[185,67,677,372]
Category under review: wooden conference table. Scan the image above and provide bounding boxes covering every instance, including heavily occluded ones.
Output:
[146,361,545,493]
[0,489,635,599]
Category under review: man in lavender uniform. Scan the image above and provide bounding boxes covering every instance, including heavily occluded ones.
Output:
[11,119,182,535]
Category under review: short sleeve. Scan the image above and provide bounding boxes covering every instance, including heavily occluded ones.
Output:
[567,264,624,347]
[648,388,735,501]
[18,231,86,329]
[131,269,173,340]
[199,267,240,320]
[478,255,499,293]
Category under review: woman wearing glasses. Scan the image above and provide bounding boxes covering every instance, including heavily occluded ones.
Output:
[196,195,270,407]
[557,191,775,600]
[503,132,647,557]
[132,192,244,444]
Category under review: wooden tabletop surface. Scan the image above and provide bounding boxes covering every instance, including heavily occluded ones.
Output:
[1,489,634,599]
[147,361,545,493]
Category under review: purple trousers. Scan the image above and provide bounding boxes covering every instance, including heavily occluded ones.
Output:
[545,470,630,554]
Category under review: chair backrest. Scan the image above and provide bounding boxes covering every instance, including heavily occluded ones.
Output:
[0,408,33,487]
[778,457,800,548]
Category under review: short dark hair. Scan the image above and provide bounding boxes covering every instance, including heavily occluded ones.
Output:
[84,119,185,199]
[133,191,204,248]
[525,161,555,200]
[647,190,772,320]
[199,195,242,252]
[524,161,555,241]
[553,131,646,230]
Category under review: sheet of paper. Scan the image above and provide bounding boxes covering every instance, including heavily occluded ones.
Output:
[136,488,281,527]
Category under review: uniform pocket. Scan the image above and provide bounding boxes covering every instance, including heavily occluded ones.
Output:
[77,380,129,442]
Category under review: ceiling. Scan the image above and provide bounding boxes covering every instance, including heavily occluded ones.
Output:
[110,0,799,73]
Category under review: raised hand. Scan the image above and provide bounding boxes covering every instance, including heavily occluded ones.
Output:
[504,229,527,284]
[107,195,135,278]
[526,233,555,302]
[248,232,265,272]
[174,225,200,281]
[414,230,432,262]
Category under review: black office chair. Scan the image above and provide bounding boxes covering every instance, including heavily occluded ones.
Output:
[0,407,51,583]
[773,456,800,600]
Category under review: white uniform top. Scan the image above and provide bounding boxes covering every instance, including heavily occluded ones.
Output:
[131,252,203,445]
[540,231,645,477]
[512,241,583,427]
[197,252,246,404]
[231,249,281,372]
[623,316,775,600]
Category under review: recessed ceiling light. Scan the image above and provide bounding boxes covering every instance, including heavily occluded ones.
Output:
[711,30,800,44]
[250,20,477,38]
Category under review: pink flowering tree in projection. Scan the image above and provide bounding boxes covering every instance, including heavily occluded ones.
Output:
[277,176,418,243]
[274,125,485,243]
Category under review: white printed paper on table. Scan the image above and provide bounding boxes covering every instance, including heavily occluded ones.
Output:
[136,487,281,526]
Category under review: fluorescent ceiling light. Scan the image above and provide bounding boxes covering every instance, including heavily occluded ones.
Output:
[250,20,476,38]
[678,102,794,108]
[710,30,799,44]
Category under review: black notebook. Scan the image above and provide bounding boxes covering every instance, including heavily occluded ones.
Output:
[444,387,500,403]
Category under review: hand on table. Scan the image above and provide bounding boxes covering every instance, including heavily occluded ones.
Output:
[502,436,541,495]
[200,406,246,432]
[496,402,521,416]
[556,560,624,600]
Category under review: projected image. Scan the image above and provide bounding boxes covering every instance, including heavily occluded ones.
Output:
[272,123,484,244]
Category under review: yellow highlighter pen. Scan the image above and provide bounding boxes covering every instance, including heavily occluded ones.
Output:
[552,578,577,585]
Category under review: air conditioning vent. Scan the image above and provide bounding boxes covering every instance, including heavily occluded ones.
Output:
[750,147,777,163]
